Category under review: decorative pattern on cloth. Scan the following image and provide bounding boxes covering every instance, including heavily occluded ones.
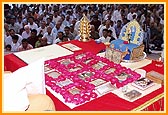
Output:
[119,19,144,45]
[110,19,144,60]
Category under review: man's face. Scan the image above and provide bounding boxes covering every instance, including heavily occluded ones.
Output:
[22,42,28,48]
[10,19,15,24]
[103,31,108,37]
[31,32,36,37]
[29,18,33,23]
[12,39,18,43]
[47,27,52,33]
[58,32,63,38]
[64,28,69,34]
[10,30,15,36]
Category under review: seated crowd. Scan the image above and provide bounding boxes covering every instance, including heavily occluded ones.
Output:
[4,4,164,54]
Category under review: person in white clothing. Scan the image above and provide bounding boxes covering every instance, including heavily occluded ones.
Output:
[97,29,112,43]
[112,5,122,24]
[37,21,47,36]
[28,16,38,30]
[99,20,117,39]
[22,25,31,39]
[51,22,64,36]
[127,7,137,21]
[10,35,20,52]
[8,16,20,34]
[5,29,23,46]
[53,10,62,25]
[43,26,56,44]
[53,31,64,44]
[17,39,33,51]
[16,16,23,33]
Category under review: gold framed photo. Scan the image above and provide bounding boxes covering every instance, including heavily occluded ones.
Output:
[105,47,114,61]
[111,49,122,64]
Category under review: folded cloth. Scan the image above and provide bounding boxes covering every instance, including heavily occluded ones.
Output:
[3,58,45,111]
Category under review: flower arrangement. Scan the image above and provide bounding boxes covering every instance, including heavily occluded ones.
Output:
[45,52,141,105]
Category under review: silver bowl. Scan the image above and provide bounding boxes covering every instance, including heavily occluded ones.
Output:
[122,52,147,63]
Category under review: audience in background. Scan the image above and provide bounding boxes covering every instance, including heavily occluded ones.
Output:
[4,4,164,53]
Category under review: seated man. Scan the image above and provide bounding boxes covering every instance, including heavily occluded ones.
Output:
[18,39,33,51]
[96,29,112,43]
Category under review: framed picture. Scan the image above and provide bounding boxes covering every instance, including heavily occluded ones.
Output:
[62,43,82,51]
[105,47,114,61]
[47,71,60,78]
[44,65,53,73]
[57,79,73,87]
[104,68,116,74]
[75,53,85,59]
[124,90,142,100]
[69,66,82,72]
[83,57,94,64]
[68,87,81,95]
[90,79,107,87]
[92,62,107,70]
[78,71,94,80]
[132,77,154,90]
[146,71,164,84]
[116,72,131,81]
[58,59,74,65]
[111,49,122,64]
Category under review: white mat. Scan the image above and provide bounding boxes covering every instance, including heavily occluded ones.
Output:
[14,44,73,64]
